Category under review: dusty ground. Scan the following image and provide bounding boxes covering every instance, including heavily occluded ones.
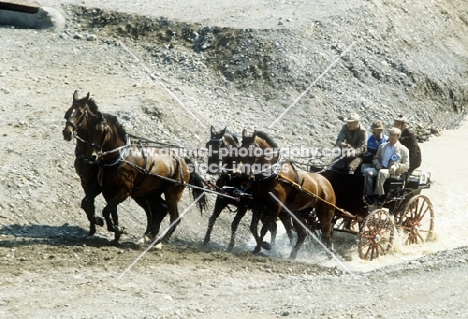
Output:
[1,0,468,318]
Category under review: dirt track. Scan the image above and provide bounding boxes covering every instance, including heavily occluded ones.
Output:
[1,0,468,318]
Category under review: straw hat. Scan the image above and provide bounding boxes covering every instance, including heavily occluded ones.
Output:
[394,114,408,123]
[371,120,384,130]
[345,112,360,122]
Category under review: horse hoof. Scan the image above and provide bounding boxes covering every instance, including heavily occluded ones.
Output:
[226,245,234,252]
[95,217,104,227]
[88,226,96,237]
[137,234,153,245]
[113,226,125,234]
[261,241,272,250]
[153,242,163,250]
[252,247,261,254]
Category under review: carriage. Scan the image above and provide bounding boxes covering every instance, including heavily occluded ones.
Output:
[63,93,434,261]
[203,127,435,261]
[308,166,435,260]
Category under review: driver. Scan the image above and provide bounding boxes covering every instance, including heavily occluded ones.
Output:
[333,112,367,174]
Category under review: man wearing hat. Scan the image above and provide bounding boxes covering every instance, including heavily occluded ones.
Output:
[362,127,409,204]
[367,120,388,155]
[334,112,367,174]
[394,114,422,174]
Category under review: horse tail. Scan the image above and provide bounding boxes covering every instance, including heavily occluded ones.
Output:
[184,157,208,214]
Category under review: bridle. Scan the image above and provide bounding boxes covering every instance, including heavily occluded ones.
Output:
[66,102,88,132]
[207,135,227,157]
[238,138,283,178]
[87,117,131,166]
[88,117,110,159]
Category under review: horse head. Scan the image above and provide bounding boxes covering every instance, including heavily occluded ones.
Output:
[86,112,127,163]
[62,90,98,141]
[238,129,279,175]
[205,126,239,174]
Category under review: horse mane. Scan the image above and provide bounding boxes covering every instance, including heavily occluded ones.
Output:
[254,131,278,148]
[86,98,99,114]
[75,95,99,114]
[102,112,127,140]
[211,128,240,146]
[226,131,240,145]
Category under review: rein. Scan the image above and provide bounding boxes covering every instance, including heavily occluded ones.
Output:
[250,153,286,181]
[116,153,239,200]
[276,174,354,218]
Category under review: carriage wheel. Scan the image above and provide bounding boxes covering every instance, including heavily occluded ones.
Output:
[358,209,394,261]
[398,194,434,245]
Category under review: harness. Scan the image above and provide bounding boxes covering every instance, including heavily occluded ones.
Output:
[66,106,88,131]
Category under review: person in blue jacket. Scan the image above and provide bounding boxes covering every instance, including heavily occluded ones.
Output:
[367,120,388,155]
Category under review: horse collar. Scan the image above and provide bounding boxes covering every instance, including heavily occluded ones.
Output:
[210,136,226,148]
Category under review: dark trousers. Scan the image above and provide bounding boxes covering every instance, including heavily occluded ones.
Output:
[332,156,362,173]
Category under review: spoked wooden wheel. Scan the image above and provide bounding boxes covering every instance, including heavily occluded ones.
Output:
[358,209,394,261]
[398,194,435,245]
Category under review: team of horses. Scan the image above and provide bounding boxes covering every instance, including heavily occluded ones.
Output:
[63,91,336,259]
[63,91,206,245]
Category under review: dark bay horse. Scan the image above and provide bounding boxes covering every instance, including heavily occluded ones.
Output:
[86,112,207,244]
[62,91,104,236]
[239,129,336,260]
[203,126,294,251]
[203,126,256,250]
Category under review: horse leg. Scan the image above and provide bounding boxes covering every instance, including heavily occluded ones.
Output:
[132,195,167,243]
[161,188,183,243]
[81,196,99,236]
[102,189,130,244]
[318,204,334,251]
[148,196,168,241]
[150,209,168,245]
[258,200,284,252]
[262,220,274,250]
[289,214,308,260]
[110,205,124,244]
[79,170,103,237]
[161,211,180,244]
[278,210,294,247]
[100,202,123,245]
[227,205,248,251]
[249,210,263,254]
[203,196,227,246]
[102,203,117,233]
[132,196,153,242]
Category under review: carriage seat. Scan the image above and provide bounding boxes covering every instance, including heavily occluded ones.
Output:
[383,172,409,198]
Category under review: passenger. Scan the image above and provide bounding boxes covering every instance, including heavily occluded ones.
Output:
[393,114,422,174]
[362,127,409,204]
[367,120,388,155]
[333,112,367,174]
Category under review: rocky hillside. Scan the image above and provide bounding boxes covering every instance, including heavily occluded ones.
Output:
[59,0,468,156]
